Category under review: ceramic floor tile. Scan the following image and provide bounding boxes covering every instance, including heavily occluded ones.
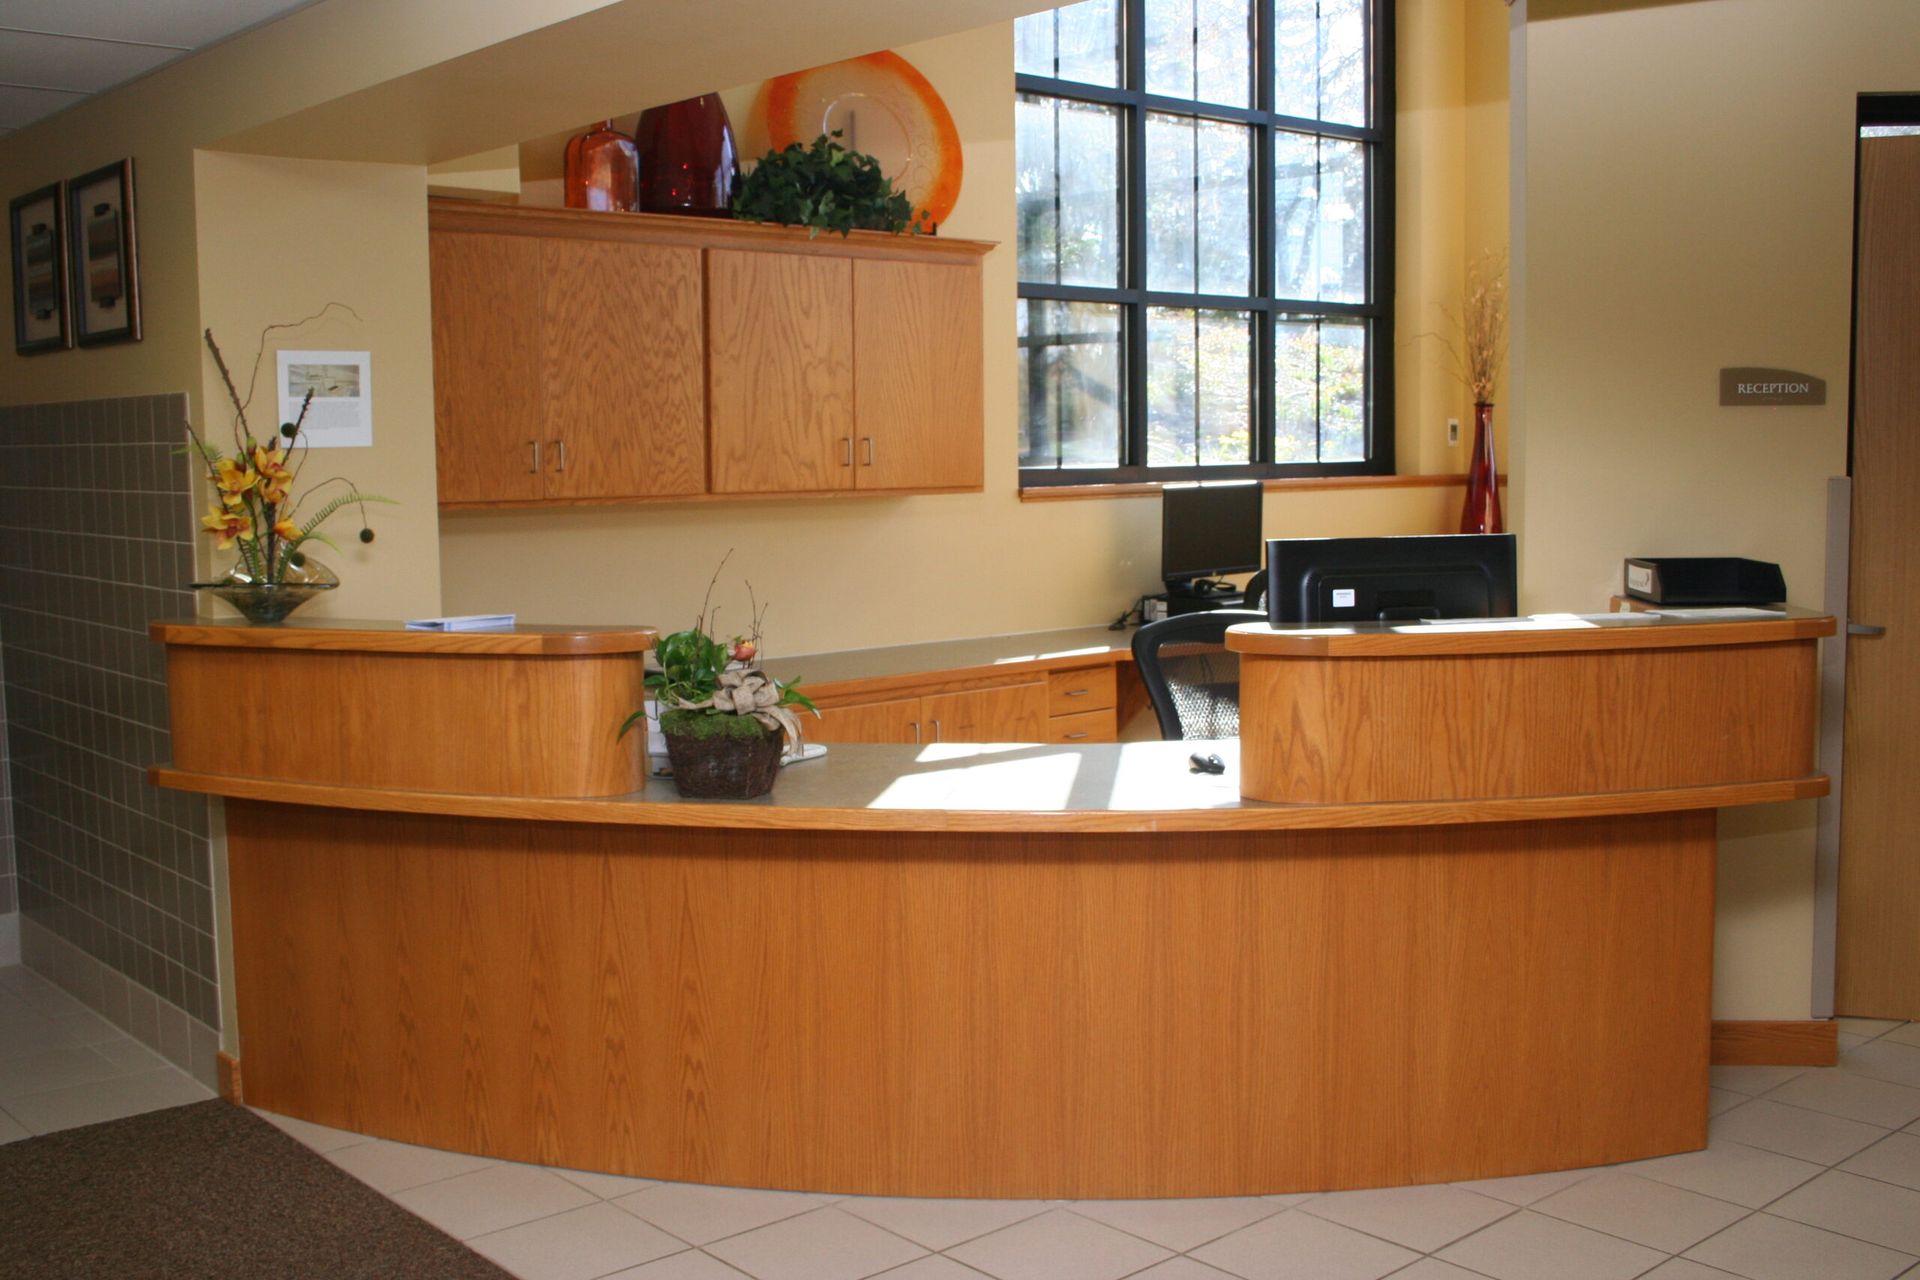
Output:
[836,1196,1048,1250]
[390,1163,597,1240]
[1124,1259,1248,1280]
[1709,1088,1748,1117]
[250,1107,376,1153]
[1529,1171,1746,1254]
[1845,1034,1873,1051]
[554,1166,659,1199]
[325,1136,498,1194]
[1762,1070,1920,1130]
[614,1182,838,1247]
[1260,1193,1319,1208]
[1683,1212,1916,1280]
[869,1258,998,1280]
[3,1065,212,1134]
[0,1044,125,1098]
[1639,1261,1745,1279]
[1301,1184,1514,1253]
[703,1207,927,1280]
[1883,1024,1920,1049]
[601,1252,752,1279]
[1449,1167,1597,1207]
[947,1207,1173,1280]
[89,1037,171,1074]
[1188,1208,1418,1280]
[1710,1098,1890,1165]
[469,1200,687,1280]
[1765,1169,1920,1256]
[1067,1196,1282,1251]
[1626,1139,1824,1208]
[1840,1132,1920,1191]
[46,1006,130,1046]
[1712,1065,1810,1096]
[1434,1210,1666,1280]
[0,1108,26,1143]
[1387,1262,1496,1280]
[1838,1019,1905,1040]
[1840,1041,1920,1091]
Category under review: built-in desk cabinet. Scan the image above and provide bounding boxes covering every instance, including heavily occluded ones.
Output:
[806,664,1120,746]
[428,199,990,508]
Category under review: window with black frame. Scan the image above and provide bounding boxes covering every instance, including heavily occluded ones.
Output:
[1015,0,1392,485]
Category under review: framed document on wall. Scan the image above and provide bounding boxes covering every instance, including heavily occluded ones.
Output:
[66,159,141,346]
[9,181,71,355]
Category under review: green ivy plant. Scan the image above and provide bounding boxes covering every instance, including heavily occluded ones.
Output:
[732,132,928,237]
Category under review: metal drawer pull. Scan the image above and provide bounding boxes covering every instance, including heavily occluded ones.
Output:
[863,436,874,466]
[841,437,853,466]
[911,722,920,744]
[931,719,941,742]
[1064,731,1090,740]
[552,439,568,472]
[1849,622,1887,636]
[527,440,541,473]
[1063,688,1091,697]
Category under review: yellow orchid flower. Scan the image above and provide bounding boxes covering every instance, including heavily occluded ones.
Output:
[272,516,300,542]
[199,503,254,550]
[215,456,259,497]
[253,443,294,504]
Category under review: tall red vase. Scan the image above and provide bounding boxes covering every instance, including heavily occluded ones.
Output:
[634,95,738,217]
[564,120,640,212]
[1459,401,1504,534]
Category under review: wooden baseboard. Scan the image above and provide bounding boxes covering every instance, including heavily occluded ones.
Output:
[217,1051,243,1104]
[1710,1020,1839,1066]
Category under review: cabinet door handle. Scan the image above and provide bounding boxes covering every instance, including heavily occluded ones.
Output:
[1064,688,1091,698]
[1849,622,1887,637]
[841,437,853,467]
[527,440,542,473]
[910,721,921,744]
[1064,731,1090,740]
[551,439,567,473]
[930,719,942,742]
[862,436,874,466]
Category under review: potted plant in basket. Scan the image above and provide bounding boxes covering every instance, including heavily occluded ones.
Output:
[732,130,931,236]
[622,562,817,799]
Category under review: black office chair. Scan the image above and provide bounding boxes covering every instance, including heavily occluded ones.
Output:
[1242,572,1267,618]
[1131,610,1266,740]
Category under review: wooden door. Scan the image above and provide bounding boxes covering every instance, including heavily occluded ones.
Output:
[924,682,1049,744]
[806,695,923,744]
[707,249,853,493]
[541,240,706,500]
[1837,135,1920,1019]
[430,232,544,503]
[852,258,984,491]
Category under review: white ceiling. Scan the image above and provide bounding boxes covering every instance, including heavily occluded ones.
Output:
[0,0,320,136]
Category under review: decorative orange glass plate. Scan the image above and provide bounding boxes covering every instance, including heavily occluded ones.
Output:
[763,51,964,230]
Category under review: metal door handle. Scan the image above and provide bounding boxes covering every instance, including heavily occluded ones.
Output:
[1064,688,1090,697]
[527,440,542,473]
[1849,622,1887,636]
[931,719,942,742]
[862,437,874,466]
[551,439,567,473]
[910,722,921,744]
[841,437,853,467]
[1064,731,1090,740]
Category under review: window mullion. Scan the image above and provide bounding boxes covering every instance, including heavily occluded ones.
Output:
[1124,2,1150,470]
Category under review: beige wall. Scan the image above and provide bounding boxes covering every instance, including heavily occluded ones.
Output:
[1513,0,1920,1017]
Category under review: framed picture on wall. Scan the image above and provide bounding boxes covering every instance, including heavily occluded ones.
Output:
[66,159,141,346]
[9,181,71,355]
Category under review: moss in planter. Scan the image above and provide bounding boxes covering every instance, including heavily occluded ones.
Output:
[659,709,779,741]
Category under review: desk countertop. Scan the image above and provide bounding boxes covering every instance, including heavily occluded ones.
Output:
[151,617,656,655]
[759,624,1135,692]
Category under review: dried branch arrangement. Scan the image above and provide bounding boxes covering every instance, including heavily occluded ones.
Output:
[1455,251,1508,405]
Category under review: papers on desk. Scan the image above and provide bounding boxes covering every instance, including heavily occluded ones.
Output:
[1638,607,1787,620]
[405,613,517,631]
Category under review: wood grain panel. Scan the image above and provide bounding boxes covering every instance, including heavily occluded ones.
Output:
[707,249,853,493]
[1838,135,1920,1020]
[151,619,653,655]
[1239,640,1819,804]
[166,646,645,797]
[228,804,1715,1197]
[852,258,984,490]
[924,681,1048,743]
[1047,665,1117,715]
[541,239,706,499]
[805,695,923,744]
[1228,613,1833,657]
[430,231,544,504]
[1047,708,1116,743]
[1709,1020,1839,1067]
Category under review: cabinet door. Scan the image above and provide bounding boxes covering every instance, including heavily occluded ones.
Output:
[430,232,544,504]
[541,240,706,500]
[806,695,923,744]
[708,249,853,493]
[924,682,1048,744]
[852,258,984,491]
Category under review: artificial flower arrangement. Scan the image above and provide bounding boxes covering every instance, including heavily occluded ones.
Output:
[621,558,818,799]
[188,312,391,620]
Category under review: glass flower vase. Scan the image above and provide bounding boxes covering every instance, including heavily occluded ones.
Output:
[564,119,640,212]
[1459,401,1504,535]
[194,556,338,625]
[634,95,738,217]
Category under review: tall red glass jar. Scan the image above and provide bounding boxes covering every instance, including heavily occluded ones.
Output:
[634,95,738,217]
[1459,401,1504,534]
[564,120,640,212]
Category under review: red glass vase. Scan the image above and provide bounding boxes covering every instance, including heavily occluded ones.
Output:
[564,120,640,213]
[1459,401,1504,534]
[634,95,738,217]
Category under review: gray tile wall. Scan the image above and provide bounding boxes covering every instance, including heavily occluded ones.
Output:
[0,396,219,1066]
[0,632,13,922]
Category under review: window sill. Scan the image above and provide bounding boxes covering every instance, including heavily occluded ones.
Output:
[1018,474,1506,502]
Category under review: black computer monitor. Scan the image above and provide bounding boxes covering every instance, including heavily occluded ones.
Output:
[1266,533,1518,624]
[1162,482,1263,587]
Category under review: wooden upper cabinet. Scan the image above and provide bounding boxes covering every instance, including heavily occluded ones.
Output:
[707,249,854,494]
[853,258,984,491]
[427,199,992,508]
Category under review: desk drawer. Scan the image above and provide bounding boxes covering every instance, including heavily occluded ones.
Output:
[1048,708,1117,743]
[1047,665,1116,716]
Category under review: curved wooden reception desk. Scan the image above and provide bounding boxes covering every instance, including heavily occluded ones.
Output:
[152,612,1830,1199]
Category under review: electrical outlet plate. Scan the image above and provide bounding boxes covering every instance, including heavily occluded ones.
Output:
[1447,417,1461,446]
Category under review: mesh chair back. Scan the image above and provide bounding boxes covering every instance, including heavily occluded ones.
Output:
[1130,611,1266,740]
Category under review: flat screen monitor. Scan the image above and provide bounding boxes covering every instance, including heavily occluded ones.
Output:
[1266,533,1518,624]
[1162,482,1263,584]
